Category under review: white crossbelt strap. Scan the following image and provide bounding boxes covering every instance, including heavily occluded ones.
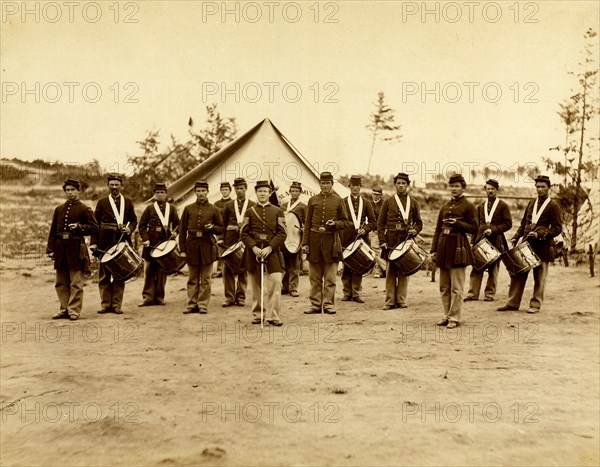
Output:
[235,198,249,225]
[532,197,552,225]
[109,194,125,226]
[347,196,363,229]
[394,194,411,222]
[484,197,500,224]
[153,202,170,229]
[286,199,300,213]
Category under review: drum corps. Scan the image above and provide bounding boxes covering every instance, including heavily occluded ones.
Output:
[48,170,564,326]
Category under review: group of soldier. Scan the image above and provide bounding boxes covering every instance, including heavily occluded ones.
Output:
[46,171,562,328]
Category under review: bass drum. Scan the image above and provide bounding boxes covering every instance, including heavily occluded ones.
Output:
[388,238,428,276]
[150,239,186,275]
[342,238,376,275]
[472,238,501,271]
[284,211,302,253]
[100,242,143,282]
[501,241,541,276]
[221,241,245,272]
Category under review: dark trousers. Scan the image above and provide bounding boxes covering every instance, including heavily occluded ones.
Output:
[282,250,301,293]
[142,260,167,303]
[98,263,125,310]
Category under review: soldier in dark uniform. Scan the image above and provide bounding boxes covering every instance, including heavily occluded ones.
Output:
[179,180,223,314]
[377,173,423,309]
[90,174,137,315]
[302,172,352,315]
[465,179,512,302]
[370,185,386,278]
[212,181,232,278]
[498,175,562,314]
[241,180,287,325]
[138,182,180,307]
[47,179,98,320]
[339,175,376,303]
[431,174,478,328]
[281,181,307,297]
[220,178,255,307]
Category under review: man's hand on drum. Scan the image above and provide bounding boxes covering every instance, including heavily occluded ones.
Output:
[483,228,492,237]
[408,228,417,237]
[302,245,309,255]
[526,231,538,239]
[120,225,131,235]
[169,232,178,240]
[357,228,366,237]
[217,239,225,246]
[90,244,97,252]
[381,243,388,250]
[180,251,186,258]
[142,240,151,247]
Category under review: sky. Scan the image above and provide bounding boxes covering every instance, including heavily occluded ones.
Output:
[1,0,599,187]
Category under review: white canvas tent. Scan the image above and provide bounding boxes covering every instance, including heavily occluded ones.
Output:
[167,118,349,207]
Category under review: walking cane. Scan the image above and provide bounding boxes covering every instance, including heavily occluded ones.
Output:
[260,256,265,329]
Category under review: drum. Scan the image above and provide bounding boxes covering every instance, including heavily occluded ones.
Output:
[501,242,541,277]
[284,212,302,253]
[388,238,428,276]
[342,239,376,275]
[221,241,245,272]
[150,239,186,275]
[100,242,143,282]
[472,238,501,271]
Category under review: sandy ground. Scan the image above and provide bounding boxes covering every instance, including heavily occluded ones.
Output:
[1,259,599,466]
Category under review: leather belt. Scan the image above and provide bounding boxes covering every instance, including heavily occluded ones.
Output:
[310,227,333,234]
[57,232,81,240]
[188,230,206,237]
[226,225,240,231]
[100,223,119,230]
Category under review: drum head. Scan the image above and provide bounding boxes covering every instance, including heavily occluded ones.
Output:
[389,240,411,261]
[151,239,177,258]
[100,242,126,263]
[284,212,302,253]
[222,242,243,258]
[343,240,362,259]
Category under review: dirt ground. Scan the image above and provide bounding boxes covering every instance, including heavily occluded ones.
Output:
[1,258,599,466]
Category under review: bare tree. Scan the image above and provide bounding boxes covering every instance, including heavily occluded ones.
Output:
[365,92,402,175]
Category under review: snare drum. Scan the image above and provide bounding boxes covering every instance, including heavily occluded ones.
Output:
[388,238,428,276]
[284,211,302,254]
[342,239,376,275]
[100,242,143,282]
[221,241,245,272]
[150,239,186,275]
[472,238,501,271]
[501,241,541,276]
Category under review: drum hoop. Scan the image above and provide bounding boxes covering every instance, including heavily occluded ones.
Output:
[151,239,177,258]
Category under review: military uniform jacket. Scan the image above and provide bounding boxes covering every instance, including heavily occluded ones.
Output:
[91,195,138,250]
[221,198,256,247]
[47,200,98,270]
[377,195,423,259]
[513,197,562,262]
[179,200,224,266]
[241,203,287,274]
[472,199,512,253]
[371,199,384,221]
[302,192,352,263]
[139,202,180,260]
[214,197,232,212]
[431,196,478,268]
[339,195,376,248]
